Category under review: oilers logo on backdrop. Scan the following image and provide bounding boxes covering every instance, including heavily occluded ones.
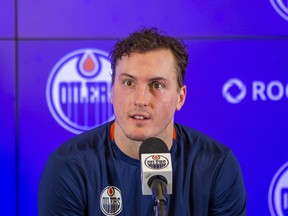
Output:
[100,186,122,216]
[145,155,169,169]
[268,161,288,216]
[46,49,114,134]
[270,0,288,21]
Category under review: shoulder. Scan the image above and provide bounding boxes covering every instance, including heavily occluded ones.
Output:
[53,121,113,160]
[174,123,229,156]
[174,123,246,213]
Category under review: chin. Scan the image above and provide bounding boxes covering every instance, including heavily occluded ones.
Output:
[126,133,151,142]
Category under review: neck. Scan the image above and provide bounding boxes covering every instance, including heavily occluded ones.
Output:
[113,122,174,159]
[114,127,142,159]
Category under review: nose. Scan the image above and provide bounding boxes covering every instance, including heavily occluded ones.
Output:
[134,85,150,107]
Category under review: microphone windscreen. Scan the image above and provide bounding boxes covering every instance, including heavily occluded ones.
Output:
[139,137,169,157]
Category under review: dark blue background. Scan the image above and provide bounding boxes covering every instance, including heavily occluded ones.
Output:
[1,0,288,215]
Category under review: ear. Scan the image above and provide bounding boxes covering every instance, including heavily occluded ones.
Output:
[176,85,187,111]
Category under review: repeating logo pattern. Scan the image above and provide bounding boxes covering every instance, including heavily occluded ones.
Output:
[222,78,247,104]
[268,161,288,216]
[100,186,122,216]
[222,78,288,103]
[46,49,114,134]
[270,0,288,21]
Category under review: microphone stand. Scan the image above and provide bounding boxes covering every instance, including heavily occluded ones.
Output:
[149,177,167,216]
[154,199,166,216]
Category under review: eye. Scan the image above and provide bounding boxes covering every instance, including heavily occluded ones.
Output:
[150,82,164,90]
[124,79,134,87]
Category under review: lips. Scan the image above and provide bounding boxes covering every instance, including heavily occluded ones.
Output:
[130,113,150,120]
[133,115,145,120]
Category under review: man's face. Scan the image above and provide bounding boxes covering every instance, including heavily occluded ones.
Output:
[111,49,186,142]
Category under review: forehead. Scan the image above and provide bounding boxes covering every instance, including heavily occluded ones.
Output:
[115,49,177,78]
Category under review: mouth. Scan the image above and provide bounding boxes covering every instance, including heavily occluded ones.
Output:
[130,114,150,120]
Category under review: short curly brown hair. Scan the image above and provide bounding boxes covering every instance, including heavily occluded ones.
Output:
[110,27,188,88]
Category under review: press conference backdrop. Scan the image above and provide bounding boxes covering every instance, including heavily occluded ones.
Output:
[1,0,288,215]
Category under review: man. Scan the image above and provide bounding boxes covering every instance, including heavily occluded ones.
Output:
[39,27,246,215]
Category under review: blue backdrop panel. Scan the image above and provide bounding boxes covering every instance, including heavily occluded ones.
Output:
[18,0,288,38]
[18,38,288,215]
[0,0,15,38]
[18,40,115,216]
[1,0,287,215]
[0,41,16,215]
[175,39,288,215]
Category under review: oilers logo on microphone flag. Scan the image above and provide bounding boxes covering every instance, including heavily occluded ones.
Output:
[145,155,169,169]
[46,49,114,134]
[268,161,288,216]
[100,186,122,216]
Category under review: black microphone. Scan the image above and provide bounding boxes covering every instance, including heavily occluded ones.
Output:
[139,137,173,216]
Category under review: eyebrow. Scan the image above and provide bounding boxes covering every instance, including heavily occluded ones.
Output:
[119,73,168,82]
[119,73,135,79]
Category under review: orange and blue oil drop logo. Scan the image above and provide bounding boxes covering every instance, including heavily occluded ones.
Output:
[100,186,122,216]
[46,49,114,134]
